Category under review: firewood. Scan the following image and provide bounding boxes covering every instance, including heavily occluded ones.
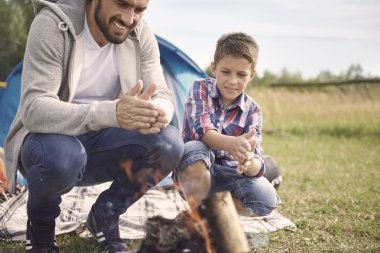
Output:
[200,191,250,253]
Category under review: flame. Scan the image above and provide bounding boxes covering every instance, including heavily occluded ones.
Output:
[120,159,134,180]
[120,159,167,200]
[187,197,215,253]
[0,187,8,202]
[153,169,164,186]
[120,158,214,252]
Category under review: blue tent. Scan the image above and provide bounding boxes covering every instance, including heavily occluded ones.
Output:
[0,61,23,147]
[0,36,207,147]
[156,35,207,129]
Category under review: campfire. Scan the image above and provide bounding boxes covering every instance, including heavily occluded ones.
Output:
[119,158,251,253]
[138,191,251,253]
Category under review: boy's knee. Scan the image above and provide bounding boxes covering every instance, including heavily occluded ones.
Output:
[180,160,209,182]
[240,177,279,216]
[179,160,211,207]
[179,160,210,190]
[178,140,213,171]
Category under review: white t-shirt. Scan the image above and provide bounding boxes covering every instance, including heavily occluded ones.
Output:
[72,16,120,104]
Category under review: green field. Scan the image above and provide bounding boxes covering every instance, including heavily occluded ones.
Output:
[251,85,380,252]
[1,85,379,252]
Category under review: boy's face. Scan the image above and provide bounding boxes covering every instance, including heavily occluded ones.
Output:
[211,55,255,107]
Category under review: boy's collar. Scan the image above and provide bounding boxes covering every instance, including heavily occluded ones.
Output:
[210,81,247,111]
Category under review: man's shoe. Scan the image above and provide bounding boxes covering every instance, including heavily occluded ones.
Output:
[86,206,128,253]
[26,219,59,253]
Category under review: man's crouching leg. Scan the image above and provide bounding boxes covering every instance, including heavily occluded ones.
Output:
[84,126,184,252]
[20,133,87,253]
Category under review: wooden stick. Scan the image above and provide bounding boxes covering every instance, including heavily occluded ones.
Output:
[200,191,250,253]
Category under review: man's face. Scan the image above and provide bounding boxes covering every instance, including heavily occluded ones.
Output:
[94,0,148,44]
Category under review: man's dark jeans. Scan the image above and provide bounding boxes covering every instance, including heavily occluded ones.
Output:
[20,126,183,222]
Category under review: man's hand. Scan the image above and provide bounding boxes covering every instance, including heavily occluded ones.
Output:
[116,80,161,134]
[138,82,170,134]
[150,106,169,129]
[138,100,170,134]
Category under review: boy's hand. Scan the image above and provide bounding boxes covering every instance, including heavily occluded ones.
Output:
[237,139,262,176]
[227,129,256,163]
[236,151,254,174]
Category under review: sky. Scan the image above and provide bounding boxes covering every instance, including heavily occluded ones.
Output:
[144,0,380,78]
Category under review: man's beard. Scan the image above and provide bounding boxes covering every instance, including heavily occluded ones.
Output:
[94,0,131,44]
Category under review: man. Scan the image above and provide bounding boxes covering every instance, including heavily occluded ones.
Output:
[4,0,184,252]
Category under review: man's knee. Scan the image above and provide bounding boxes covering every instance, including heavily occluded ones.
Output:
[157,126,183,152]
[21,134,87,189]
[45,149,86,188]
[151,126,184,171]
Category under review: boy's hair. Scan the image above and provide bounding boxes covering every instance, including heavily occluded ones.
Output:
[214,32,259,71]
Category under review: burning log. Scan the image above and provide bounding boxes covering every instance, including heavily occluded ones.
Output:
[138,191,250,253]
[200,191,250,253]
[137,213,207,253]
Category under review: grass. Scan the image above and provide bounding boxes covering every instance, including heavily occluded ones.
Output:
[252,84,380,138]
[1,85,380,252]
[255,134,380,252]
[248,84,380,252]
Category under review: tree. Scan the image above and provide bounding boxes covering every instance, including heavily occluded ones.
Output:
[251,70,277,87]
[0,0,34,81]
[342,63,364,80]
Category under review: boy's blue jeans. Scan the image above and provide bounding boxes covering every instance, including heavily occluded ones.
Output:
[20,126,183,222]
[175,140,279,216]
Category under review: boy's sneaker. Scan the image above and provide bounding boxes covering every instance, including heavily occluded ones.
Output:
[263,156,282,189]
[86,206,128,253]
[26,219,59,253]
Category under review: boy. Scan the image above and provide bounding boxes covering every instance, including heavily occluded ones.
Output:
[175,32,279,216]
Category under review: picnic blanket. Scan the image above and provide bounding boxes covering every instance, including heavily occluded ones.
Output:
[0,182,296,241]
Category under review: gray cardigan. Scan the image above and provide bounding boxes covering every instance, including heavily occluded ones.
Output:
[4,0,175,193]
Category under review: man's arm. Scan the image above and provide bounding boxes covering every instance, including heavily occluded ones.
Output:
[139,21,175,124]
[21,12,119,135]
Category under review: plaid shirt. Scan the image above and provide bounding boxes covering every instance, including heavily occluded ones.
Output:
[183,77,265,176]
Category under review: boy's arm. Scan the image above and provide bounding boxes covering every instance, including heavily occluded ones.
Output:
[202,130,252,164]
[238,107,265,177]
[184,80,217,140]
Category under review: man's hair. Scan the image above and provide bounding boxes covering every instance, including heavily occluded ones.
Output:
[214,32,259,71]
